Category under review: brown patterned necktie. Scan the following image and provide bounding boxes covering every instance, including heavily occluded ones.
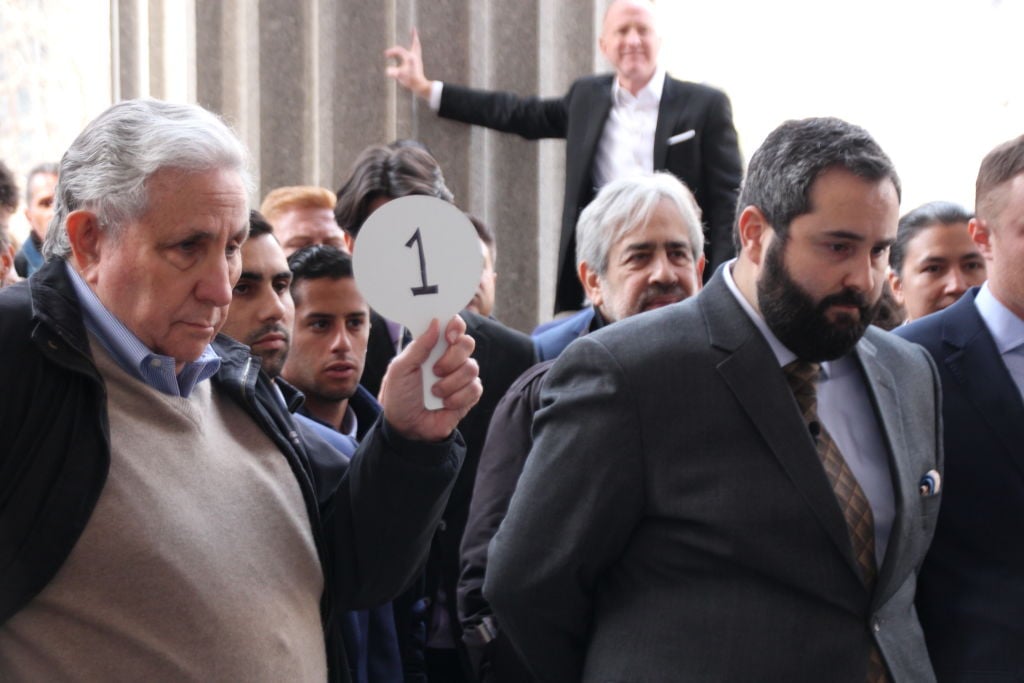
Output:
[783,360,889,683]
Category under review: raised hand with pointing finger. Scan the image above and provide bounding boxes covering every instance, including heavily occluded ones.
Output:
[385,27,432,100]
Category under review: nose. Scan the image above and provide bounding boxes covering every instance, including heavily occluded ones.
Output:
[941,268,968,297]
[260,289,287,323]
[196,254,235,308]
[648,250,676,285]
[843,253,878,294]
[330,327,353,354]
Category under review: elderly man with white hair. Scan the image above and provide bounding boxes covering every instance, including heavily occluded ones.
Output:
[0,98,481,683]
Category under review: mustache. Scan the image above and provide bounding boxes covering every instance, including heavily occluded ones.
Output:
[245,323,290,346]
[818,289,869,311]
[636,282,688,309]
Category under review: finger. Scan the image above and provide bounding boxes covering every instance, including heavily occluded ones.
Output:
[411,26,421,53]
[444,314,467,344]
[430,358,480,399]
[442,377,483,416]
[432,332,475,377]
[399,319,441,367]
[384,46,409,61]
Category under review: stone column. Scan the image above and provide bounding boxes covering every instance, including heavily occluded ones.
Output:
[121,0,608,331]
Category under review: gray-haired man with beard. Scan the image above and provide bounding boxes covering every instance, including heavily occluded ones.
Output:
[485,117,943,683]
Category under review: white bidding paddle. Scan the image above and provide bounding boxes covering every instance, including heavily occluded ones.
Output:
[352,196,483,409]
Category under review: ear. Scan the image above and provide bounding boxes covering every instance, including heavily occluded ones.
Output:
[343,231,355,254]
[694,254,707,291]
[579,261,603,309]
[887,268,906,306]
[1,243,13,282]
[969,217,994,261]
[737,205,772,266]
[66,210,104,279]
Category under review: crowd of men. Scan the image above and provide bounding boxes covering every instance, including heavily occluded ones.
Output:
[1,0,1022,682]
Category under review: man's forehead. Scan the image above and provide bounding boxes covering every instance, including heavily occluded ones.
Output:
[241,233,290,271]
[28,172,57,195]
[296,276,366,306]
[604,0,658,28]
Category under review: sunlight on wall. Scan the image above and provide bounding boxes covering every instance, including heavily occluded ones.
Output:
[658,0,1024,214]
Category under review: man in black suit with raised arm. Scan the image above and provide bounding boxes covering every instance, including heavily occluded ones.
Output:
[385,0,742,313]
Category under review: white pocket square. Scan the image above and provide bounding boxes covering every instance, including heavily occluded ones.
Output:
[668,130,696,145]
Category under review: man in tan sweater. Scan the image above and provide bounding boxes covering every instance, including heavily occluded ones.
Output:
[0,98,481,683]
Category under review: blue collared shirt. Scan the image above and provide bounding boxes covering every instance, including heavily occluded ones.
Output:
[722,260,896,564]
[974,282,1024,401]
[66,262,220,398]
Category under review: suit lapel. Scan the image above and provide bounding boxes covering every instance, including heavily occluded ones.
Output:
[579,81,613,181]
[942,291,1024,476]
[702,279,860,577]
[853,335,912,601]
[653,75,681,170]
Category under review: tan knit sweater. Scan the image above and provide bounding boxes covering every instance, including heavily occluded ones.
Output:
[0,338,327,681]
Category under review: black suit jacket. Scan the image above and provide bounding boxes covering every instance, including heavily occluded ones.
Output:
[896,289,1024,681]
[486,275,942,682]
[363,310,536,679]
[440,73,743,312]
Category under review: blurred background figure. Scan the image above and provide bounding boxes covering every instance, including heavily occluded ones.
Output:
[14,162,58,278]
[888,201,985,323]
[260,185,350,256]
[465,214,497,319]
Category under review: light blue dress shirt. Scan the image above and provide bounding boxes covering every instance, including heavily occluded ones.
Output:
[723,261,896,564]
[66,262,220,398]
[974,282,1024,401]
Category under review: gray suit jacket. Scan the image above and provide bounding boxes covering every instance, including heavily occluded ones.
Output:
[485,275,942,682]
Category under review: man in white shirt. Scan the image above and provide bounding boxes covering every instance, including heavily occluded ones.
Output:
[385,0,742,313]
[896,134,1024,681]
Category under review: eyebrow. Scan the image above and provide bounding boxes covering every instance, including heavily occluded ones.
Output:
[821,230,895,249]
[623,239,691,251]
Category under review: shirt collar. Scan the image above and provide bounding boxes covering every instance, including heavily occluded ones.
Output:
[975,282,1024,354]
[66,262,220,397]
[721,259,845,378]
[612,66,665,107]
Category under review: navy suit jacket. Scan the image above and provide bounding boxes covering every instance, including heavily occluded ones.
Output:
[532,307,595,361]
[896,289,1024,681]
[440,74,742,313]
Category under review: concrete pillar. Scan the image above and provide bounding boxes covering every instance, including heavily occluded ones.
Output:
[107,0,606,331]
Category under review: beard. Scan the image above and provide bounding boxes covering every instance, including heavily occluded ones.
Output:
[244,323,290,378]
[756,238,880,362]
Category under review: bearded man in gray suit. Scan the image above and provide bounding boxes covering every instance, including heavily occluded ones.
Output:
[485,117,943,683]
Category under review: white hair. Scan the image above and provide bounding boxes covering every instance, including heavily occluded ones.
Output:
[575,172,704,276]
[44,98,251,261]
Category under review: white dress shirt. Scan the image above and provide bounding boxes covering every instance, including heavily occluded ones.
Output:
[429,68,666,190]
[723,262,896,564]
[592,68,665,188]
[974,282,1024,401]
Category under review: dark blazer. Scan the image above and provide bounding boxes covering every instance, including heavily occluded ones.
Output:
[485,275,942,682]
[361,309,401,398]
[896,289,1024,681]
[377,310,536,680]
[440,73,743,313]
[0,262,465,683]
